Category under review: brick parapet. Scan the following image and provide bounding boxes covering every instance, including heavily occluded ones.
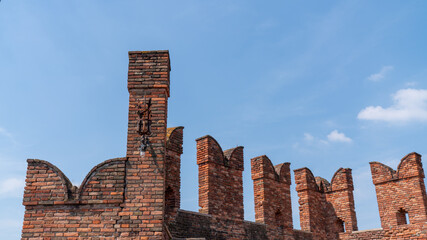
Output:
[165,126,184,222]
[21,157,127,239]
[294,167,358,239]
[119,50,171,239]
[168,209,298,240]
[251,155,293,236]
[20,50,427,240]
[196,135,244,220]
[23,158,126,206]
[370,152,427,229]
[326,168,358,232]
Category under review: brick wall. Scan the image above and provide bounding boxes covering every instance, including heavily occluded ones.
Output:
[21,50,427,240]
[119,50,171,239]
[196,135,244,220]
[251,155,293,238]
[370,152,427,228]
[325,168,358,232]
[165,126,184,222]
[22,158,126,239]
[22,50,172,240]
[294,167,357,240]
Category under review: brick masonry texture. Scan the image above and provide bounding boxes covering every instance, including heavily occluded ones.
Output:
[21,50,427,240]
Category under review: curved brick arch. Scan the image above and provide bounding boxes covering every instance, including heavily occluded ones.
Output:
[251,155,279,181]
[330,168,353,192]
[370,161,396,184]
[197,135,244,220]
[224,146,244,170]
[331,168,344,184]
[275,162,291,184]
[166,126,184,149]
[370,153,427,228]
[196,135,226,166]
[397,152,424,179]
[315,176,331,192]
[78,157,126,204]
[295,167,320,192]
[24,159,74,205]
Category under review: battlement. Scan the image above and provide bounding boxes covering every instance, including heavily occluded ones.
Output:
[23,157,126,206]
[294,167,357,239]
[370,152,424,185]
[21,51,427,240]
[370,152,427,229]
[196,135,244,220]
[251,155,293,238]
[165,126,184,221]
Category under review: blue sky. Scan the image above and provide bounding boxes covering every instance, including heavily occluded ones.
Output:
[1,0,427,238]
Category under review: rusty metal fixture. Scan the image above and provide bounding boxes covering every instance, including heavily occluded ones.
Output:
[137,97,152,155]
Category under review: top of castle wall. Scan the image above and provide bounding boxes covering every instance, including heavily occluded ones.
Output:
[251,155,291,184]
[370,152,424,185]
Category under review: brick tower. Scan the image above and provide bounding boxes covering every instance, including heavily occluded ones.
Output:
[119,50,171,239]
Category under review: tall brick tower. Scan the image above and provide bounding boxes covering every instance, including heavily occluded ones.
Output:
[119,50,171,239]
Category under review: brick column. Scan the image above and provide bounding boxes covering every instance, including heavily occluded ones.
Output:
[165,126,184,222]
[370,152,427,228]
[251,155,293,236]
[119,50,170,239]
[196,135,244,220]
[326,168,358,232]
[294,167,328,240]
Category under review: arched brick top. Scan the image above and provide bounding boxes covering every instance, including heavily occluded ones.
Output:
[370,162,396,185]
[251,155,279,181]
[275,162,291,184]
[196,135,226,166]
[330,168,353,191]
[397,152,424,179]
[331,168,344,184]
[28,159,74,190]
[78,157,127,199]
[166,126,184,154]
[294,167,319,192]
[25,159,74,204]
[166,126,184,143]
[224,146,244,170]
[315,177,331,192]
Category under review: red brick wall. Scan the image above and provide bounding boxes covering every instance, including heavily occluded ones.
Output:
[294,167,357,240]
[22,50,171,240]
[196,135,244,220]
[22,158,126,239]
[294,167,329,240]
[165,126,184,222]
[21,50,427,240]
[119,50,171,239]
[251,155,293,238]
[325,168,358,232]
[339,222,427,239]
[370,152,427,229]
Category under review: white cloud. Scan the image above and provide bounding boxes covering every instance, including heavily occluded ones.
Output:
[367,66,393,81]
[0,177,25,198]
[358,88,427,123]
[327,130,352,143]
[299,130,352,147]
[304,133,314,141]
